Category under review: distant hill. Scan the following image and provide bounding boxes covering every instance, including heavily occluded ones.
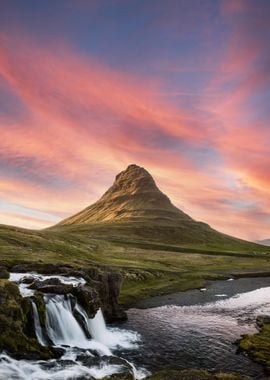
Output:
[55,164,261,250]
[257,239,270,246]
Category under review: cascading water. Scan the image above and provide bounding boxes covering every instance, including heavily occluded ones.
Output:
[88,309,140,350]
[1,272,147,380]
[45,294,88,347]
[31,300,46,346]
[88,309,108,344]
[44,294,112,355]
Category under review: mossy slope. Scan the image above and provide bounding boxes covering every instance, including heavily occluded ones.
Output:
[238,317,270,374]
[0,280,53,359]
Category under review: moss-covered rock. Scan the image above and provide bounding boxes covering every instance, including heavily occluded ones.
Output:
[0,266,9,279]
[0,279,54,359]
[34,291,47,328]
[238,317,270,374]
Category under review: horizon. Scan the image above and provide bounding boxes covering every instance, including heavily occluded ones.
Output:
[1,0,270,240]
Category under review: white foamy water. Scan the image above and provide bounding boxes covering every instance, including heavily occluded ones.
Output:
[124,281,270,377]
[0,354,126,380]
[88,309,140,350]
[31,301,47,346]
[3,272,146,379]
[201,286,270,317]
[155,286,270,319]
[45,294,112,356]
[9,272,86,297]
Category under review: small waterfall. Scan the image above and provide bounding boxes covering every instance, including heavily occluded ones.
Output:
[45,294,89,347]
[89,309,140,350]
[5,272,144,379]
[88,309,108,344]
[31,301,46,346]
[44,294,112,355]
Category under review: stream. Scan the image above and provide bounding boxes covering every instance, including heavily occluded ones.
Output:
[0,274,269,379]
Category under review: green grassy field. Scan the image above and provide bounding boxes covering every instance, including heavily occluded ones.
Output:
[1,224,270,306]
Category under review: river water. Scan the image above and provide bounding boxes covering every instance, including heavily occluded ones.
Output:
[120,277,270,378]
[0,274,269,379]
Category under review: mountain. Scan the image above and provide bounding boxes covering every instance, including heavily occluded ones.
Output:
[257,239,270,246]
[59,164,192,226]
[56,164,258,249]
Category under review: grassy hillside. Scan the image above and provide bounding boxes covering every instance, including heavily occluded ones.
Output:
[56,165,266,251]
[1,224,270,306]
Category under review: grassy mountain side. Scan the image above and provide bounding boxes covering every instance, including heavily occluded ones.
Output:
[1,224,270,306]
[55,165,265,252]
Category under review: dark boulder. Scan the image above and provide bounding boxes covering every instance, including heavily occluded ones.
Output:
[29,277,62,290]
[72,285,100,318]
[0,266,9,279]
[78,355,133,379]
[97,271,127,322]
[20,276,36,285]
[35,284,74,294]
[256,314,270,328]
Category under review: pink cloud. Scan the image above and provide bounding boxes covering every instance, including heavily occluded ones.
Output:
[0,31,270,241]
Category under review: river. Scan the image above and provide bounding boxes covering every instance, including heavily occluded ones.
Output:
[0,274,269,379]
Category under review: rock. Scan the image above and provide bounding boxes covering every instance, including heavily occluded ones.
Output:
[20,276,36,285]
[238,319,270,375]
[256,314,270,328]
[78,355,133,379]
[72,285,100,318]
[0,280,55,359]
[29,277,62,290]
[10,263,126,323]
[0,266,9,279]
[97,271,127,323]
[29,278,75,294]
[36,284,74,294]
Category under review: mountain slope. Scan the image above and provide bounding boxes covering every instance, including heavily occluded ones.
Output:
[59,164,192,225]
[257,239,270,246]
[56,165,260,249]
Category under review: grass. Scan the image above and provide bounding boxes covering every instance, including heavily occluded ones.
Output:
[1,224,270,306]
[239,322,270,373]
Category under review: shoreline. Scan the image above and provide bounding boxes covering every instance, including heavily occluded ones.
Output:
[122,271,270,310]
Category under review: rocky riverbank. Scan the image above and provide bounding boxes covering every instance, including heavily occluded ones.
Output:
[0,263,127,359]
[238,315,270,374]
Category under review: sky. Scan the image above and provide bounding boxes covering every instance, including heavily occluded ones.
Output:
[0,0,270,241]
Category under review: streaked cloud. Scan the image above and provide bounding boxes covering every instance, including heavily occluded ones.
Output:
[0,0,269,241]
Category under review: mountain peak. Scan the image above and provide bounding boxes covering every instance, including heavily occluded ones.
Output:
[112,164,157,195]
[58,164,192,226]
[55,165,253,249]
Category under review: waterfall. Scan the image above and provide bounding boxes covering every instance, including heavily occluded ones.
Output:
[6,272,145,379]
[88,309,140,350]
[88,309,108,344]
[44,294,112,355]
[31,301,46,346]
[45,294,89,347]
